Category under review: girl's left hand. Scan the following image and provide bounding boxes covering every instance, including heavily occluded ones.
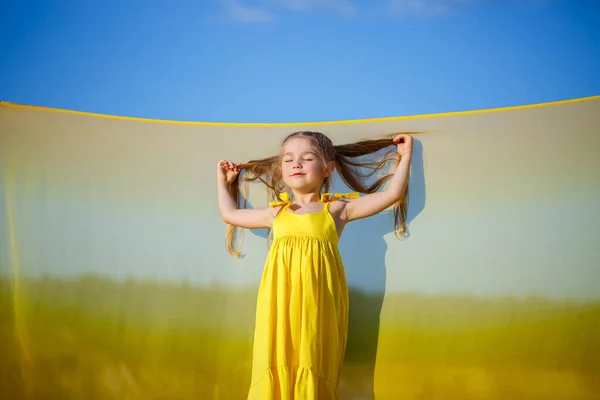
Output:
[393,134,413,157]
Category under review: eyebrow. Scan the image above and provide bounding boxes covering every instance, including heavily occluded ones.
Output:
[283,151,317,157]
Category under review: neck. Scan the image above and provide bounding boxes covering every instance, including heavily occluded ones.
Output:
[291,190,320,205]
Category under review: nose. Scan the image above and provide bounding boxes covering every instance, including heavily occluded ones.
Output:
[293,161,302,169]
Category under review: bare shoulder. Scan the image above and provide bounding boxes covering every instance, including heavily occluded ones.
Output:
[270,205,284,218]
[259,205,279,228]
[327,198,352,219]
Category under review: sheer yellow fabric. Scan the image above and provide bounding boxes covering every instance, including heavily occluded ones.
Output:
[248,193,358,399]
[2,98,600,399]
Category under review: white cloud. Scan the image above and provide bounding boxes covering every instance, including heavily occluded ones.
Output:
[388,0,476,16]
[218,0,480,23]
[269,0,476,17]
[222,0,274,23]
[271,0,358,16]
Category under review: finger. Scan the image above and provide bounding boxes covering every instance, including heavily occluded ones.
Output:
[393,134,404,143]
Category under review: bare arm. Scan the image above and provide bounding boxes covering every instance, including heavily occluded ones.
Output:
[344,135,413,222]
[217,181,273,229]
[216,160,273,229]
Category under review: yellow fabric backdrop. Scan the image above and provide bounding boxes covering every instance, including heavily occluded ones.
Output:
[1,97,599,399]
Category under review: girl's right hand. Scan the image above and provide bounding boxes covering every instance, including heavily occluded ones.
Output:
[217,160,240,184]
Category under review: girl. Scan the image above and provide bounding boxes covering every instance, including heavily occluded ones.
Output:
[217,131,413,399]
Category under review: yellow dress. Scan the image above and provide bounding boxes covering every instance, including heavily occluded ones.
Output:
[247,192,358,400]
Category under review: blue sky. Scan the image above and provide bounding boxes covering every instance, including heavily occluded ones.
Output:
[1,0,599,123]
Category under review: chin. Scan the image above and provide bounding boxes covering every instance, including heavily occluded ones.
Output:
[285,183,305,190]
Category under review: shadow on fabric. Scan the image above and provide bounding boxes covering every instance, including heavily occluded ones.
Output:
[337,138,426,399]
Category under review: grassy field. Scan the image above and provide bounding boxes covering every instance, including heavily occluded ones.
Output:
[1,276,599,399]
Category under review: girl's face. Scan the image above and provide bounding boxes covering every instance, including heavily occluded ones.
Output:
[281,136,331,192]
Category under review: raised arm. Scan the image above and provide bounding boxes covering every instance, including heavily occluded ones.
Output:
[217,160,273,229]
[343,134,413,222]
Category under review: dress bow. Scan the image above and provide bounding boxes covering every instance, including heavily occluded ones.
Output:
[268,192,292,207]
[320,192,360,202]
[268,191,359,207]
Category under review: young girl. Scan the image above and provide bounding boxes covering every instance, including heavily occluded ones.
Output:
[217,131,413,400]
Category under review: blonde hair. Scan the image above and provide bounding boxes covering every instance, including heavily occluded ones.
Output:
[226,131,411,257]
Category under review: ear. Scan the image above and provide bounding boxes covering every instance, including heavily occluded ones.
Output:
[323,161,335,177]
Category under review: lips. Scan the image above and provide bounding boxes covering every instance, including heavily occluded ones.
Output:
[291,173,305,177]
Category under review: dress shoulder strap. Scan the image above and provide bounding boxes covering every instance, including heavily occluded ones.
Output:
[268,192,292,217]
[268,191,359,214]
[320,192,360,203]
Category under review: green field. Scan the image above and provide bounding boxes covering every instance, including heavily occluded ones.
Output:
[1,276,599,399]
